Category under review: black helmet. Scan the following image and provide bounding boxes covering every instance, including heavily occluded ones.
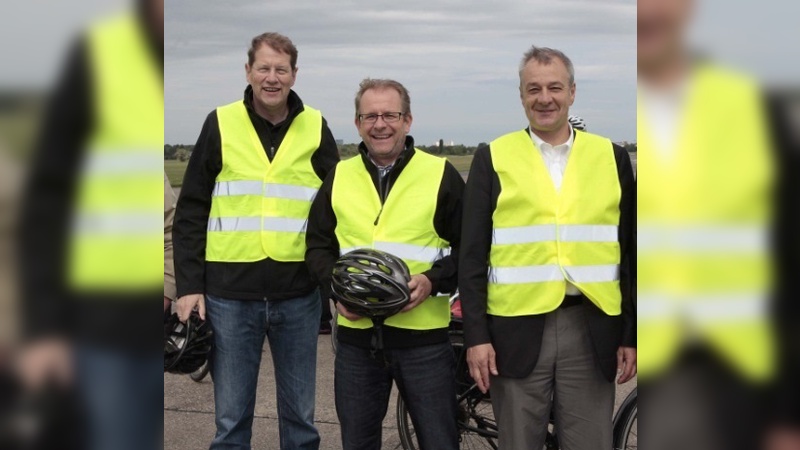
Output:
[164,312,213,374]
[331,248,411,320]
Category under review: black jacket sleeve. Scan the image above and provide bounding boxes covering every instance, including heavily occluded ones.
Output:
[173,111,222,298]
[19,37,92,339]
[459,147,497,348]
[311,117,340,181]
[613,143,637,348]
[305,167,340,301]
[422,161,465,295]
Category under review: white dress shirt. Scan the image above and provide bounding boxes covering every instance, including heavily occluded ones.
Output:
[529,125,581,295]
[530,125,574,190]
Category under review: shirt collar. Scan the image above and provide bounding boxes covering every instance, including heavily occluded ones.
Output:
[529,124,575,151]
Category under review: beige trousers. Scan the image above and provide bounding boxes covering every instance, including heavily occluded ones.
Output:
[491,303,615,450]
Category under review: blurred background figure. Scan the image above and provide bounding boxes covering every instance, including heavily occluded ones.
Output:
[3,0,166,449]
[637,0,799,449]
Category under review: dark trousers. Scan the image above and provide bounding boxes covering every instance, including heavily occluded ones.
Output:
[334,341,459,450]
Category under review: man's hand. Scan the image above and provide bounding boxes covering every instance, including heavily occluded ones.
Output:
[467,343,498,393]
[164,296,172,313]
[16,338,73,391]
[616,346,637,384]
[764,426,800,450]
[401,274,432,312]
[336,302,362,321]
[176,293,205,322]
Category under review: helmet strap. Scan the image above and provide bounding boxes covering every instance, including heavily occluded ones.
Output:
[369,318,387,366]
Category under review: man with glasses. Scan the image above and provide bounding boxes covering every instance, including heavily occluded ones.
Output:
[173,32,339,449]
[306,78,463,450]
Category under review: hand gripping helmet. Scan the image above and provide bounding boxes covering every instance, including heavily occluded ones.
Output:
[331,248,411,320]
[164,311,213,374]
[568,114,587,131]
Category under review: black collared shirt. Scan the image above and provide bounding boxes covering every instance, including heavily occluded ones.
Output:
[173,87,340,301]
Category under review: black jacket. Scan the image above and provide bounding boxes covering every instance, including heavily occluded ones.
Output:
[173,87,339,301]
[18,8,164,352]
[306,137,465,349]
[459,128,636,381]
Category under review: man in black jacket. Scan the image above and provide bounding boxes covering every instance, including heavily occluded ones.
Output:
[460,46,636,450]
[173,33,338,449]
[306,78,463,450]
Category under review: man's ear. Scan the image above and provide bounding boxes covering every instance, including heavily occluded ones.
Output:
[569,82,576,105]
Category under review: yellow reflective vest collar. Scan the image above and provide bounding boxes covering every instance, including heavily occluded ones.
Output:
[332,150,451,331]
[206,100,322,262]
[67,13,164,292]
[488,129,622,316]
[637,63,775,382]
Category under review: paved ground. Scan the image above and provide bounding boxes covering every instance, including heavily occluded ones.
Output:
[164,332,636,450]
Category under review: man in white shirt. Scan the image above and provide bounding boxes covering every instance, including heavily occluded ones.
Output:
[460,46,636,450]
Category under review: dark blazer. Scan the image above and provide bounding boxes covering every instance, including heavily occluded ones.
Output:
[486,297,625,381]
[459,129,636,382]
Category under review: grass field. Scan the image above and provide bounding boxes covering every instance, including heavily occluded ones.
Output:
[164,154,474,187]
[165,160,189,186]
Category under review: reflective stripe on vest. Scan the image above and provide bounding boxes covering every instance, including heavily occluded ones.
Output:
[488,264,619,284]
[332,151,451,331]
[340,242,451,266]
[206,101,322,262]
[67,13,164,292]
[488,129,621,317]
[493,224,618,244]
[637,64,775,382]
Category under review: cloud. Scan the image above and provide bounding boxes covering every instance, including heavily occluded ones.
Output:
[166,0,636,144]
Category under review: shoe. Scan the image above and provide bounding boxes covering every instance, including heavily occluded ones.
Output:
[319,322,332,335]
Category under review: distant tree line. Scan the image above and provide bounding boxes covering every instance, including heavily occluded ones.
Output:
[167,140,634,161]
[337,140,485,158]
[164,144,194,161]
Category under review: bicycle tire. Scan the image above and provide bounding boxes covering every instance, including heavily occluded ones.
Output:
[330,308,338,355]
[189,360,210,382]
[612,388,637,450]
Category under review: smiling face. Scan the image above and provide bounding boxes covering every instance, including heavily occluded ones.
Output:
[638,0,693,71]
[245,44,297,117]
[520,58,576,144]
[355,88,412,166]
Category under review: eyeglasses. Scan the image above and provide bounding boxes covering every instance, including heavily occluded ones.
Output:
[357,112,404,124]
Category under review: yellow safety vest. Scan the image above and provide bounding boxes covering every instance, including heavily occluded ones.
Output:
[332,151,451,330]
[67,13,164,292]
[206,102,322,262]
[488,130,622,316]
[637,64,775,382]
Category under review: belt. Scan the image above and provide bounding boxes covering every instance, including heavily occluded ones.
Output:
[559,295,584,309]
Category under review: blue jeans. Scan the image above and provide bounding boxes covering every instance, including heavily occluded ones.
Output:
[335,341,458,450]
[205,290,321,450]
[76,345,163,450]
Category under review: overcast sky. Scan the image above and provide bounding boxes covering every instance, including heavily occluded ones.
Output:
[165,0,636,145]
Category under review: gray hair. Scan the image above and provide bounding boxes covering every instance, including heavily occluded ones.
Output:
[354,78,411,119]
[518,46,575,85]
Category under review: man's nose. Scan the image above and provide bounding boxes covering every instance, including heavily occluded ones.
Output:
[265,69,279,83]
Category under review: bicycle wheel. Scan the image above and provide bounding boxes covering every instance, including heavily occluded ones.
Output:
[189,360,210,382]
[612,388,637,450]
[397,333,498,449]
[330,308,338,354]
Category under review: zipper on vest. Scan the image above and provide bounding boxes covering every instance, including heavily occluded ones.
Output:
[374,165,396,226]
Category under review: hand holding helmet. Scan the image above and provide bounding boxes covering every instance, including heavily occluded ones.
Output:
[331,248,411,320]
[164,311,213,374]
